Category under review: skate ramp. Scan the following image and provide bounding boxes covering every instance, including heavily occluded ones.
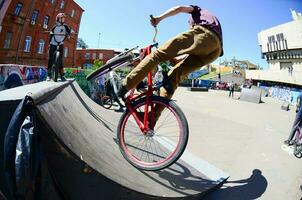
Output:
[0,80,229,199]
[239,87,262,104]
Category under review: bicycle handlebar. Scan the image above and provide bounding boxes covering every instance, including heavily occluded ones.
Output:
[150,15,158,43]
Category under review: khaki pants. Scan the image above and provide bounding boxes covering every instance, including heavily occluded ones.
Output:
[123,25,222,120]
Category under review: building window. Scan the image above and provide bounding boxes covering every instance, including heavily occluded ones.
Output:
[3,32,13,49]
[64,47,68,58]
[93,53,96,59]
[276,33,284,50]
[276,33,284,41]
[99,53,103,59]
[43,15,50,29]
[60,1,64,9]
[85,53,90,59]
[24,36,32,52]
[50,0,55,4]
[14,3,23,16]
[38,39,45,54]
[31,10,39,25]
[71,9,75,18]
[268,35,275,43]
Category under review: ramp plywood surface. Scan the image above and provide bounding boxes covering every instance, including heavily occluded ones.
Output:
[0,80,228,199]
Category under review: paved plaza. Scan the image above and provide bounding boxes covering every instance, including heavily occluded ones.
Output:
[172,87,302,200]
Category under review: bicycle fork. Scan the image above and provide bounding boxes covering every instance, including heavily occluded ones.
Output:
[126,95,155,134]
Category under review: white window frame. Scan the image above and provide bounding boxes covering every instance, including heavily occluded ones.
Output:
[71,9,75,18]
[64,47,68,58]
[43,15,49,29]
[3,32,13,49]
[99,53,103,59]
[31,10,39,25]
[38,39,45,54]
[14,3,23,16]
[24,36,32,52]
[93,53,97,59]
[60,0,64,9]
[85,53,90,59]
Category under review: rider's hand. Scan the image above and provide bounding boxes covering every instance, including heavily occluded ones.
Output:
[150,16,161,27]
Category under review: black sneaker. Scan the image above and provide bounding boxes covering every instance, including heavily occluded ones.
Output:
[162,73,174,94]
[117,85,128,99]
[284,139,294,146]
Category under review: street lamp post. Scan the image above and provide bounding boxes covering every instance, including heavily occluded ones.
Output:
[97,32,101,48]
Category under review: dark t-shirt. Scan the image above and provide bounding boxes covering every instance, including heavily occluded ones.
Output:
[49,22,71,45]
[189,5,223,56]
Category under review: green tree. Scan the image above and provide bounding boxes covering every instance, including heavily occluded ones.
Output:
[92,59,103,70]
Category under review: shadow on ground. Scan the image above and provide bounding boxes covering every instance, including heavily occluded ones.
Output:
[203,169,268,200]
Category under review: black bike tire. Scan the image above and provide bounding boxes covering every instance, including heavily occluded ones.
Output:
[293,128,302,158]
[117,96,189,171]
[52,52,60,82]
[293,143,302,158]
[86,54,133,81]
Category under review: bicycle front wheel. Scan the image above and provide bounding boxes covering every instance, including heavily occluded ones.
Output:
[117,96,189,171]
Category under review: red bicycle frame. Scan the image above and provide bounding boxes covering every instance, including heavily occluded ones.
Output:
[123,45,157,133]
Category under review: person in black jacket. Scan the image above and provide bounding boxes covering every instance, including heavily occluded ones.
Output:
[284,93,302,145]
[47,13,71,81]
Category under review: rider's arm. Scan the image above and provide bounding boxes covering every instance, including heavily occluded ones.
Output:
[152,6,194,26]
[48,25,56,43]
[64,24,71,36]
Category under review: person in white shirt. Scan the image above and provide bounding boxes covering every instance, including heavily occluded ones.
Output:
[47,13,71,81]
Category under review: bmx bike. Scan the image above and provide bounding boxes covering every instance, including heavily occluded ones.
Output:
[45,31,75,82]
[49,33,67,82]
[97,91,113,109]
[87,19,189,171]
[293,123,302,158]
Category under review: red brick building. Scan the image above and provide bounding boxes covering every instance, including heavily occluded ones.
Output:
[75,49,116,68]
[0,0,84,67]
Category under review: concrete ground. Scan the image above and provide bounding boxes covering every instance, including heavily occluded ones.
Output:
[171,87,302,200]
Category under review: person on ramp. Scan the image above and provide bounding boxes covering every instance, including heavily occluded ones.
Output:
[47,13,71,81]
[118,5,223,121]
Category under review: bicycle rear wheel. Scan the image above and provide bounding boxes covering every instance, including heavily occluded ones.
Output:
[100,95,113,109]
[117,96,189,171]
[293,128,302,158]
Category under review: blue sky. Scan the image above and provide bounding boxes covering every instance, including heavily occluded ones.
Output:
[74,0,301,69]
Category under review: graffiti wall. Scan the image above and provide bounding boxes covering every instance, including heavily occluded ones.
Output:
[260,86,302,105]
[188,69,209,79]
[0,64,47,91]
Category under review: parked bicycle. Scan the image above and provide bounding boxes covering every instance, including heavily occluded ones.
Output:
[87,22,189,171]
[97,72,124,110]
[293,122,302,158]
[97,91,113,109]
